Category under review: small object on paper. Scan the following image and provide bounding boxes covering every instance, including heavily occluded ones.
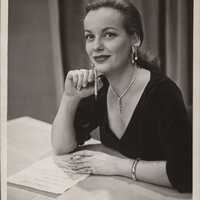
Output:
[7,156,89,194]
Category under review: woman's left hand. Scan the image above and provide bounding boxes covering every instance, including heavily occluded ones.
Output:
[55,150,126,176]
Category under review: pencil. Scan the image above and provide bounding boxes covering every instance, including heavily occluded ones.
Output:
[94,68,98,100]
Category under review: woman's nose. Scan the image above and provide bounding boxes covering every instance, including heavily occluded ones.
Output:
[93,38,104,51]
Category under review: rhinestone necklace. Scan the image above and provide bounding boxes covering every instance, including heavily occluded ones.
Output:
[109,68,138,114]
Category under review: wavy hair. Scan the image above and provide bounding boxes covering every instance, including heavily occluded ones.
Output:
[84,0,160,72]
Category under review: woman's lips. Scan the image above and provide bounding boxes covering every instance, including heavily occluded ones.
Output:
[93,55,111,63]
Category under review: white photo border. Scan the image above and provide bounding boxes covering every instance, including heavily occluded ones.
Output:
[0,0,8,199]
[0,0,199,199]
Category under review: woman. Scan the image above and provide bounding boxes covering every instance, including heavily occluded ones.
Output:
[52,0,192,193]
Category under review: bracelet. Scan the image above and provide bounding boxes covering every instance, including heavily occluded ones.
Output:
[131,158,140,181]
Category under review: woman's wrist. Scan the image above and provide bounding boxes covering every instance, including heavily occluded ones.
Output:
[62,93,81,105]
[114,157,133,178]
[131,158,140,181]
[58,93,81,116]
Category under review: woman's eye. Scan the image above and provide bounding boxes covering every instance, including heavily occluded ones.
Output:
[104,32,117,39]
[85,34,94,41]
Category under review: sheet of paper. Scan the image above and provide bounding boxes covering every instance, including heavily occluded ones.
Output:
[7,156,89,194]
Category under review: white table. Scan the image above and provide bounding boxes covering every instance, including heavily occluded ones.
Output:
[7,117,192,200]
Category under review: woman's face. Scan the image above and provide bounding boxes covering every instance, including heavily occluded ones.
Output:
[84,7,133,75]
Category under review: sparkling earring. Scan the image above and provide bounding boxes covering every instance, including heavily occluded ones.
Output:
[131,45,138,64]
[134,46,138,61]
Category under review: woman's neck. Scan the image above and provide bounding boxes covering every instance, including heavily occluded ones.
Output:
[106,63,138,96]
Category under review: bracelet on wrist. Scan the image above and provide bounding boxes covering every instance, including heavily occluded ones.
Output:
[131,158,140,181]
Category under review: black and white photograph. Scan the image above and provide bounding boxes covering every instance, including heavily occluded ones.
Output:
[1,0,200,199]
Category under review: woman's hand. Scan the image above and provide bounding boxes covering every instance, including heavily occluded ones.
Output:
[54,150,131,176]
[64,69,102,99]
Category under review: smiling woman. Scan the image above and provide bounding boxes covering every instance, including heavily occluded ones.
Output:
[84,7,138,76]
[52,0,192,193]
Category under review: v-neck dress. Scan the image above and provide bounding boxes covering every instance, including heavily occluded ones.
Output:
[74,69,192,193]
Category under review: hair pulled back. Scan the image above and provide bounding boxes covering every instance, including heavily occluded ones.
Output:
[85,0,160,71]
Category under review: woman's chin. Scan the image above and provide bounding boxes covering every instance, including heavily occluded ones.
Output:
[94,63,112,75]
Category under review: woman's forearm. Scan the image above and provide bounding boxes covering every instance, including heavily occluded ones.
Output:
[63,149,172,188]
[52,69,98,155]
[116,158,172,187]
[51,94,81,155]
[136,160,172,187]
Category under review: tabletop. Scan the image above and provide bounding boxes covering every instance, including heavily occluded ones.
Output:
[7,117,192,200]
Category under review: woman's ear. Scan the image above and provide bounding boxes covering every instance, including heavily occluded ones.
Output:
[131,33,141,47]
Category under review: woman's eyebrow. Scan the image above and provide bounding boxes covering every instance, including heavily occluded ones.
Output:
[103,27,118,31]
[84,29,92,33]
[84,27,118,33]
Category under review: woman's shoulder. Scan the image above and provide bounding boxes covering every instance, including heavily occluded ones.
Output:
[149,69,182,97]
[142,69,185,109]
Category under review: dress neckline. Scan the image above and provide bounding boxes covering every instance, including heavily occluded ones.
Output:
[104,69,154,141]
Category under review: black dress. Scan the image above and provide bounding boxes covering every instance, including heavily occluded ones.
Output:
[74,69,192,193]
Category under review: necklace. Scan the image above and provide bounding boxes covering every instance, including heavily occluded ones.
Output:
[109,68,138,114]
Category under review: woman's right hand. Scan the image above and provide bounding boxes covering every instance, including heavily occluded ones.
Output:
[64,69,100,99]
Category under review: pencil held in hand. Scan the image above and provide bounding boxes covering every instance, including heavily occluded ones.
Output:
[65,69,103,99]
[94,69,98,100]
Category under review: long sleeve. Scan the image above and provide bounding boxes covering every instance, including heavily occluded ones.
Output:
[156,80,192,192]
[74,76,108,145]
[74,95,99,145]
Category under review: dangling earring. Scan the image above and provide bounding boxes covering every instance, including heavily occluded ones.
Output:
[131,45,138,64]
[134,46,138,61]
